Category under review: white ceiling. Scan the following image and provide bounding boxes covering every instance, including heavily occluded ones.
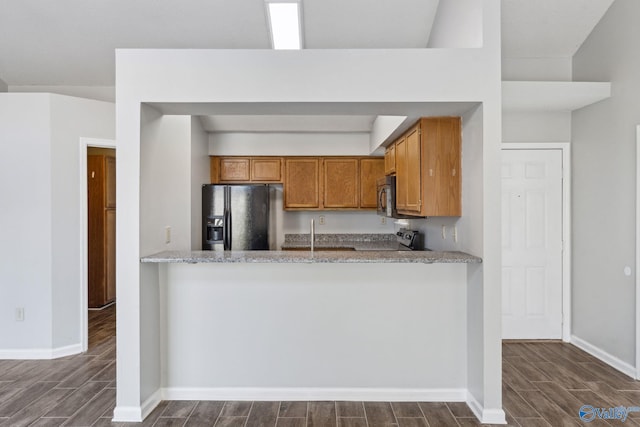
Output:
[0,0,615,135]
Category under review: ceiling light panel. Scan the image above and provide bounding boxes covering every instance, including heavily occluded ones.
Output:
[266,1,302,49]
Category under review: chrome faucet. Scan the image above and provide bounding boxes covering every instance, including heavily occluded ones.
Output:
[310,218,315,252]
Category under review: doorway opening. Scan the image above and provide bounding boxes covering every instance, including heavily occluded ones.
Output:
[80,138,116,352]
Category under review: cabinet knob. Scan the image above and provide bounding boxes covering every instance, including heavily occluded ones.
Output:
[452,168,456,176]
[429,169,433,177]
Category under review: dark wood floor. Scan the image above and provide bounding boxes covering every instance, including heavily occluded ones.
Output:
[0,305,639,426]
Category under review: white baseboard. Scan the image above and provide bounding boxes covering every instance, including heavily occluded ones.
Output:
[467,392,506,424]
[0,343,82,360]
[51,343,83,358]
[112,389,162,422]
[112,406,143,423]
[162,387,468,402]
[571,335,637,379]
[141,389,163,420]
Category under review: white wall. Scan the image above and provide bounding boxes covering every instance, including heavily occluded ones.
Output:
[502,112,571,143]
[502,57,572,81]
[190,117,210,250]
[49,95,115,348]
[140,107,192,255]
[571,0,640,367]
[0,94,53,351]
[9,85,115,103]
[0,93,114,355]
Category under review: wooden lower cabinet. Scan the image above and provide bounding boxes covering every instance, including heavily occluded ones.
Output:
[284,158,321,209]
[88,154,116,308]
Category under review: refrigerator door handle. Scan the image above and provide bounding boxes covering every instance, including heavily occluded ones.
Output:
[223,186,231,251]
[223,208,230,250]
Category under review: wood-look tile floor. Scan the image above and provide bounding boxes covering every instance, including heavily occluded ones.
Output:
[1,305,639,426]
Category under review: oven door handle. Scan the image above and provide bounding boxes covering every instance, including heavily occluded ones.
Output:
[379,187,387,210]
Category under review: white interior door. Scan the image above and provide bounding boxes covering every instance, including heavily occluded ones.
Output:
[502,149,563,339]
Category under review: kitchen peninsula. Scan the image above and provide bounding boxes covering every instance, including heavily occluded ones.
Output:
[141,247,480,407]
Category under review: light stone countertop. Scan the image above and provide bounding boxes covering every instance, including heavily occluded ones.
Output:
[140,249,482,264]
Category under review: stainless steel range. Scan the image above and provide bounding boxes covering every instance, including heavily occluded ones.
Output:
[396,229,423,251]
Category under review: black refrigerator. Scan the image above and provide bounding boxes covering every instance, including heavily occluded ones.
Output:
[202,184,270,251]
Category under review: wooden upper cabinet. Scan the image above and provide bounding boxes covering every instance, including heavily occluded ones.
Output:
[404,125,422,214]
[395,135,408,210]
[220,158,250,181]
[394,117,461,217]
[284,158,321,209]
[251,158,282,182]
[323,158,359,209]
[211,155,384,211]
[211,156,283,183]
[384,145,396,175]
[360,158,385,208]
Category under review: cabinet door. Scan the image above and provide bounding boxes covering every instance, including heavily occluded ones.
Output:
[441,117,461,216]
[395,136,408,210]
[360,158,385,208]
[404,126,422,213]
[323,158,359,209]
[421,117,461,216]
[251,158,282,182]
[284,158,321,209]
[220,158,250,181]
[384,145,396,175]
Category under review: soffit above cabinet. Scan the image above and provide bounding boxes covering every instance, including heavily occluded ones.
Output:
[200,115,376,133]
[502,81,611,112]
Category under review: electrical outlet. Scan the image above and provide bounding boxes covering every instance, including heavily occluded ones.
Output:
[165,226,171,244]
[319,215,326,225]
[15,307,24,322]
[441,225,446,240]
[380,216,387,225]
[453,226,458,242]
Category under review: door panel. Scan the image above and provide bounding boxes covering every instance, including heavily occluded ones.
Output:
[229,185,269,250]
[502,149,563,339]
